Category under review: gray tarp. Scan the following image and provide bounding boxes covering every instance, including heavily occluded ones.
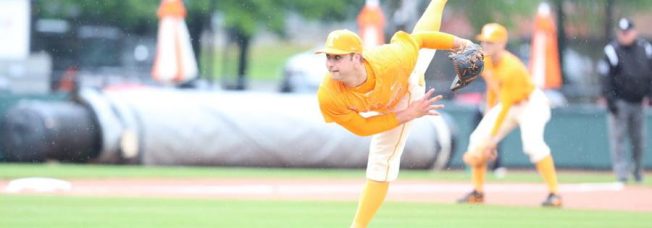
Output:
[79,88,456,169]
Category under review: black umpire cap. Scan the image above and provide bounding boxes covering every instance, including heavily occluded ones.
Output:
[617,18,635,31]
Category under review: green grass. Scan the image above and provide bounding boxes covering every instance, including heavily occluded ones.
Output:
[204,42,312,82]
[1,195,650,228]
[248,43,313,81]
[0,163,649,186]
[1,164,650,227]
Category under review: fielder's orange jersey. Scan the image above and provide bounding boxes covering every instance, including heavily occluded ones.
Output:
[318,31,454,136]
[484,52,535,136]
[481,63,499,110]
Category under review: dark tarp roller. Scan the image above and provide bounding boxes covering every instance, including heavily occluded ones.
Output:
[0,100,100,162]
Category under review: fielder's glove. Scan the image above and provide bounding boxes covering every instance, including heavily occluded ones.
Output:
[462,140,496,167]
[449,43,484,92]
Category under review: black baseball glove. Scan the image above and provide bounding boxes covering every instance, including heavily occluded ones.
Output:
[449,43,484,92]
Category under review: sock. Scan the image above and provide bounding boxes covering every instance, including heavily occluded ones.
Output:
[471,163,487,193]
[412,0,447,33]
[535,155,560,194]
[351,180,389,228]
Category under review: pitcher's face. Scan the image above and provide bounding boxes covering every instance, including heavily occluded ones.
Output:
[326,53,359,81]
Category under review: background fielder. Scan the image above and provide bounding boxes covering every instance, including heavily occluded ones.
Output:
[457,23,563,207]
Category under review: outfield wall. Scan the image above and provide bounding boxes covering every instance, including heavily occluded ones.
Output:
[443,102,652,170]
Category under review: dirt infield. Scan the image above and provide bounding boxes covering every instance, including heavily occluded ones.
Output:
[2,178,651,212]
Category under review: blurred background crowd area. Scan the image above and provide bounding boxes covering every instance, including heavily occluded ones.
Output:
[2,0,652,105]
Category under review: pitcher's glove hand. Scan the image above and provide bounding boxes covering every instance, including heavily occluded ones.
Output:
[449,43,484,92]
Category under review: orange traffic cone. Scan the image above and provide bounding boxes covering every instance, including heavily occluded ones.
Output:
[529,2,562,89]
[357,0,385,48]
[151,0,198,85]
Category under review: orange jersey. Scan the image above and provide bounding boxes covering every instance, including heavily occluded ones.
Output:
[483,52,535,136]
[481,66,499,109]
[318,31,454,136]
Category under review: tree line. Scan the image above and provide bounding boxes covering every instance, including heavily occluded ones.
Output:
[32,0,652,88]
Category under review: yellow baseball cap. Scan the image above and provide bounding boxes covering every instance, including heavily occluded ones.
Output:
[476,23,508,43]
[315,29,363,55]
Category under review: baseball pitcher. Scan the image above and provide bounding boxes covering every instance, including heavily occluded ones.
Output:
[316,0,481,227]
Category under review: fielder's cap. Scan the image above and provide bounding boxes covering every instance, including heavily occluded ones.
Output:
[617,18,635,31]
[315,29,363,55]
[476,23,508,43]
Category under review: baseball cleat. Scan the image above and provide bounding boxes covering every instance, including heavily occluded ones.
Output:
[541,193,563,207]
[457,190,484,204]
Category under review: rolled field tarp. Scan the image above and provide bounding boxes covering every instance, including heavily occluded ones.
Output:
[0,100,100,162]
[77,88,456,169]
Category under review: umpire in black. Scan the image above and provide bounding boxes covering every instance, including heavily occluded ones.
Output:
[598,18,652,183]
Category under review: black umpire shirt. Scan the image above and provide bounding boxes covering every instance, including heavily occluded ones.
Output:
[598,38,652,103]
